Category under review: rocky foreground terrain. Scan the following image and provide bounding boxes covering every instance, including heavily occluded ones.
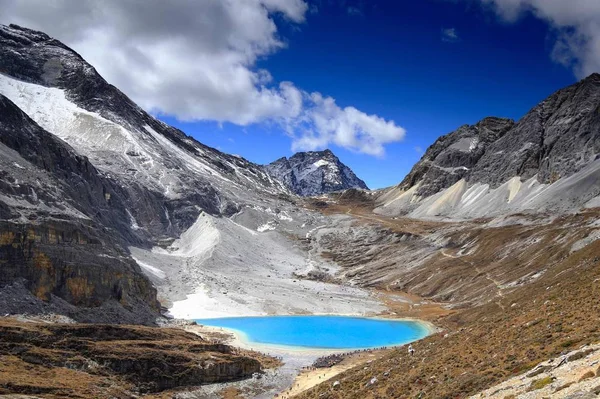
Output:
[1,22,600,399]
[0,316,279,398]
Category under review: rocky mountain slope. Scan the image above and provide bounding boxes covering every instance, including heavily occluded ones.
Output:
[0,93,160,324]
[377,74,600,219]
[0,24,299,322]
[300,244,600,399]
[0,24,287,226]
[0,24,383,325]
[397,117,515,199]
[266,149,368,196]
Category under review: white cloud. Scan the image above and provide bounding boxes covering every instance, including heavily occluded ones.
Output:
[478,0,600,77]
[442,28,460,43]
[0,0,405,156]
[289,92,406,157]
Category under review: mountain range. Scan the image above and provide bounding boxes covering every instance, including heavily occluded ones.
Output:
[0,24,371,324]
[2,20,600,321]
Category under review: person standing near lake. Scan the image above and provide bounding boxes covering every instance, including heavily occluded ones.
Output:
[408,344,415,356]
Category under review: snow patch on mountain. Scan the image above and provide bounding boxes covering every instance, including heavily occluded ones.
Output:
[313,159,330,168]
[257,221,277,232]
[0,73,138,153]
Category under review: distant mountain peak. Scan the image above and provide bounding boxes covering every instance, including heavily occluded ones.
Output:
[266,149,368,196]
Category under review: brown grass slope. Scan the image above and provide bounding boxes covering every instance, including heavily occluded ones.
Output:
[298,209,600,398]
[312,205,597,308]
[0,321,269,398]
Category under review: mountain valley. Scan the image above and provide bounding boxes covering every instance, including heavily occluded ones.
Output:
[1,23,600,399]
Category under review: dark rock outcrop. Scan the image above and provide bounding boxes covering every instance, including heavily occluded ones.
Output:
[470,73,600,187]
[266,149,368,196]
[398,117,514,197]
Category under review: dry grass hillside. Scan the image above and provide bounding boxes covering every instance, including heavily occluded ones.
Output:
[297,203,600,398]
[311,201,598,306]
[0,320,277,398]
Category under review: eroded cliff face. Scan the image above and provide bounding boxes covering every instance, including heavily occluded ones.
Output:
[0,221,159,322]
[0,94,160,322]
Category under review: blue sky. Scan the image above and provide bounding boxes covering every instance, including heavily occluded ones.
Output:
[6,0,588,190]
[161,0,577,189]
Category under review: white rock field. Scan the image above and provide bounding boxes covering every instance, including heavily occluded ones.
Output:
[132,210,384,320]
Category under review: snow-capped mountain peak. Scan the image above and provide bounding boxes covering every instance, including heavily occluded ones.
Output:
[265,149,368,196]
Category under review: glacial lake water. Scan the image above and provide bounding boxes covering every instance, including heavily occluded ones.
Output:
[195,315,430,350]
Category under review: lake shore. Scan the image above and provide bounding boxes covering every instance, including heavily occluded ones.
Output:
[174,285,443,398]
[193,314,440,356]
[183,314,437,398]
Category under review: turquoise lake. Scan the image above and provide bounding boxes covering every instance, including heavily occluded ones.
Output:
[195,315,430,350]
